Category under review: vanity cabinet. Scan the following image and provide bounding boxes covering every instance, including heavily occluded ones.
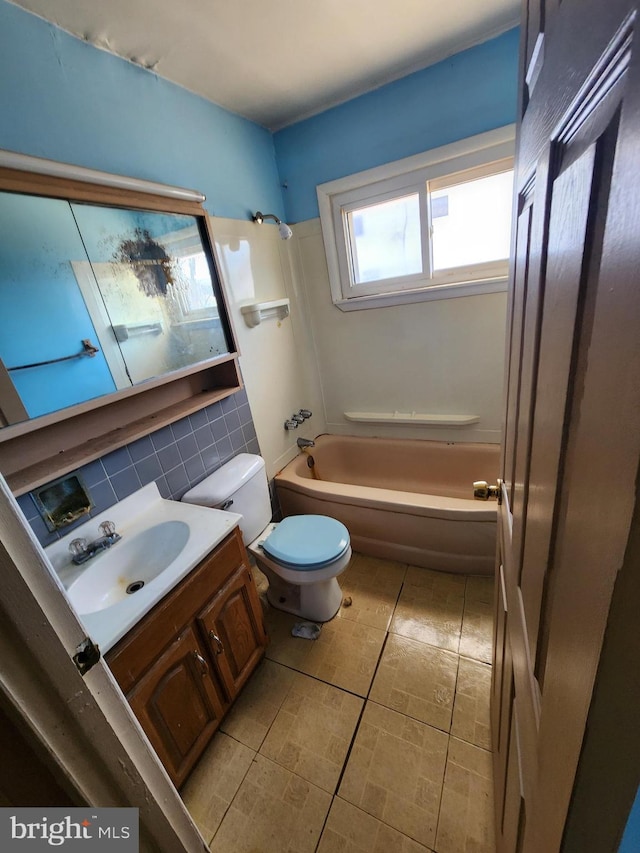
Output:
[106,527,267,787]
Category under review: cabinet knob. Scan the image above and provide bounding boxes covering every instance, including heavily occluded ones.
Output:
[208,631,224,655]
[192,650,209,675]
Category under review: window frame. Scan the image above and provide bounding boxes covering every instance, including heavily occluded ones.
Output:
[317,125,516,311]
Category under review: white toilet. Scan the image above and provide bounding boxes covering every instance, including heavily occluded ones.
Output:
[182,453,351,622]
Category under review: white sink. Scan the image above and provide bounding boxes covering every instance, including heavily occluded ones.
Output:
[66,520,190,615]
[45,481,243,653]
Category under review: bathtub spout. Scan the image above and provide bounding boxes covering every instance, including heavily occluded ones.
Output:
[297,437,315,449]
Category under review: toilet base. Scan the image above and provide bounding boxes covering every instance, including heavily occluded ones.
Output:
[260,565,344,622]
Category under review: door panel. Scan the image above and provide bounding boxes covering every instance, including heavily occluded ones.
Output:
[502,700,525,851]
[127,624,225,787]
[493,1,640,851]
[198,565,267,700]
[502,202,532,509]
[519,144,597,661]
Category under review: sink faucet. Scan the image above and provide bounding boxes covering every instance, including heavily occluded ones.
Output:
[69,520,121,565]
[297,437,315,449]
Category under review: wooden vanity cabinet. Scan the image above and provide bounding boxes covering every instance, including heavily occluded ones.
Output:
[106,527,267,787]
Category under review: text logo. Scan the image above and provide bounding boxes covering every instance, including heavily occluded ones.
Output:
[1,808,138,850]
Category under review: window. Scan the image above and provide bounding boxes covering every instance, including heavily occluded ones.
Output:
[161,224,220,320]
[318,126,515,310]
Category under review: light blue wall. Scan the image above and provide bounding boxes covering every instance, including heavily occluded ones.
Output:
[619,787,640,853]
[0,0,284,221]
[0,0,518,227]
[273,28,520,223]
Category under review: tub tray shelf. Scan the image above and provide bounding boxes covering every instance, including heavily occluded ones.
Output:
[343,411,480,427]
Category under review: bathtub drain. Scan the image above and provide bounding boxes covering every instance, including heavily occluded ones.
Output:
[126,580,145,594]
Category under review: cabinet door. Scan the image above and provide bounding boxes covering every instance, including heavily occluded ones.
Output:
[198,566,267,700]
[127,623,226,787]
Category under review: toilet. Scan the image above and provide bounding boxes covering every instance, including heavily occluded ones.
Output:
[181,453,351,622]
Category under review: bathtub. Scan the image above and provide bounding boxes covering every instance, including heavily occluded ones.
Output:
[275,435,500,574]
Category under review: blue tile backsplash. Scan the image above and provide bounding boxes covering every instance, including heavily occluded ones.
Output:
[17,387,262,547]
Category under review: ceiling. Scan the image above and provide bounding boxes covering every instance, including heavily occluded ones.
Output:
[11,0,520,131]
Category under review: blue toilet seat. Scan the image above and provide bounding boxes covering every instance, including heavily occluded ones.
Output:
[262,515,350,570]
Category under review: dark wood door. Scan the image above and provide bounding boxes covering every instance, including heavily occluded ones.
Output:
[198,565,267,701]
[494,0,640,850]
[127,623,226,788]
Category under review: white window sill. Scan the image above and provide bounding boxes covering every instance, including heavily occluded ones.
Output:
[333,276,508,311]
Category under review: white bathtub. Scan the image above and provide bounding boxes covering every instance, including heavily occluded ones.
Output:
[275,434,499,574]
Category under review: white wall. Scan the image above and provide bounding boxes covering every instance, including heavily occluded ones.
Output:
[292,219,508,445]
[210,217,326,479]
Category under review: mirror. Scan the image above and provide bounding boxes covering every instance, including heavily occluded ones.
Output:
[0,190,232,425]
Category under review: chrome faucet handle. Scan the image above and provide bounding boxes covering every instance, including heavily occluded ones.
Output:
[298,409,312,419]
[284,419,299,430]
[99,520,116,537]
[69,538,88,558]
[292,413,305,424]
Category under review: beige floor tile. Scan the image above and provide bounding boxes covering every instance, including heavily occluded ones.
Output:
[305,618,388,696]
[181,732,255,845]
[264,606,318,671]
[220,659,296,750]
[210,754,331,853]
[346,553,408,591]
[435,737,495,853]
[260,672,363,793]
[390,568,465,653]
[459,598,494,663]
[318,797,435,853]
[335,553,407,631]
[465,574,495,605]
[404,566,467,595]
[338,701,448,849]
[370,634,458,731]
[451,657,492,750]
[265,606,386,697]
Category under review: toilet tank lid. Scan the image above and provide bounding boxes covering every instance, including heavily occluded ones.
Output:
[182,453,265,506]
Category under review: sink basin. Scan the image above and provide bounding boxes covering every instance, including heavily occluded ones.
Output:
[66,520,190,615]
[45,480,243,652]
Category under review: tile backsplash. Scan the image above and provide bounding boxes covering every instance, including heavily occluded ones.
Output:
[17,387,260,547]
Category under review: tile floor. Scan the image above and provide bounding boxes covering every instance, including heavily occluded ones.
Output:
[181,553,495,853]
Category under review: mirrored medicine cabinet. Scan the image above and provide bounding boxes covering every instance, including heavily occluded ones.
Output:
[0,161,241,496]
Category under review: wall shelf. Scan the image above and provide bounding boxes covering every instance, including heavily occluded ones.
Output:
[0,357,242,495]
[240,298,290,328]
[344,411,480,426]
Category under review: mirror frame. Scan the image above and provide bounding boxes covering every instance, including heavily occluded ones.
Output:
[0,161,242,495]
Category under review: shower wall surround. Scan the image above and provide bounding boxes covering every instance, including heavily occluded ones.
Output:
[18,388,263,547]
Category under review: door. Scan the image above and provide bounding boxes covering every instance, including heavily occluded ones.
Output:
[493,0,640,851]
[128,624,226,788]
[198,565,267,700]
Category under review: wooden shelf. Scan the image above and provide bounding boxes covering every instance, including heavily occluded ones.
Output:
[1,358,242,495]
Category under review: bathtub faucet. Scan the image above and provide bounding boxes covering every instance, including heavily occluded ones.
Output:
[297,437,315,449]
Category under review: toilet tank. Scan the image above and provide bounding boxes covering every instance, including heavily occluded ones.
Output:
[181,453,272,544]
